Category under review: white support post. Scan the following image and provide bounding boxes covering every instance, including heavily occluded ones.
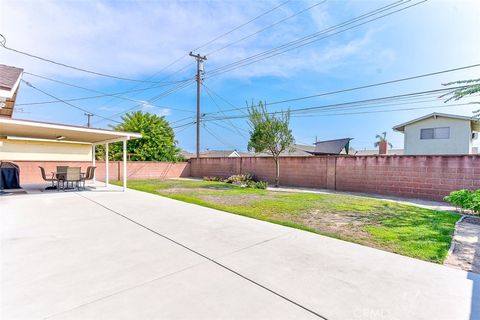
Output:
[123,139,127,192]
[92,144,96,184]
[105,143,109,187]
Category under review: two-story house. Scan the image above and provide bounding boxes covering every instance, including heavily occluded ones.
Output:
[393,112,480,155]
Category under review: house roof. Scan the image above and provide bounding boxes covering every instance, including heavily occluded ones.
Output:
[248,144,315,157]
[393,112,480,132]
[180,150,241,159]
[0,117,142,144]
[354,149,404,155]
[202,150,240,158]
[0,64,24,118]
[308,138,353,155]
[0,64,23,93]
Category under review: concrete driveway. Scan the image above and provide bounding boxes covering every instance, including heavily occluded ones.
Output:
[1,187,479,320]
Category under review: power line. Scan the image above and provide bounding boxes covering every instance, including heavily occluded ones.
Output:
[288,102,474,118]
[191,0,291,53]
[206,63,480,115]
[21,72,196,114]
[203,85,476,121]
[201,83,248,115]
[205,0,327,56]
[18,72,192,106]
[92,79,197,125]
[202,83,247,138]
[0,34,179,84]
[206,0,425,78]
[203,123,238,149]
[21,80,121,124]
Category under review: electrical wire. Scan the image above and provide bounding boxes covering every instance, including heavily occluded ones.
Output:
[205,63,480,115]
[205,0,327,56]
[21,80,121,124]
[191,0,291,53]
[206,1,425,78]
[0,34,180,84]
[202,85,476,121]
[93,79,196,124]
[21,72,195,114]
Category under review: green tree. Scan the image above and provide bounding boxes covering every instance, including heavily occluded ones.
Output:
[374,131,393,148]
[96,111,182,161]
[442,78,480,117]
[247,101,294,187]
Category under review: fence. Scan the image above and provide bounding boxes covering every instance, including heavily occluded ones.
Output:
[189,155,480,201]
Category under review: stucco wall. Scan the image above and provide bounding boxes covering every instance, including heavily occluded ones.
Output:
[403,117,471,155]
[0,139,92,161]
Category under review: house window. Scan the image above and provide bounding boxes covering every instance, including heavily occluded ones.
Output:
[420,127,450,139]
[473,132,479,140]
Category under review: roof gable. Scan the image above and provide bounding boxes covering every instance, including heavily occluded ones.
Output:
[393,113,479,132]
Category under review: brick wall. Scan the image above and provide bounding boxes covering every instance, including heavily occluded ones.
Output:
[9,160,190,184]
[190,155,480,201]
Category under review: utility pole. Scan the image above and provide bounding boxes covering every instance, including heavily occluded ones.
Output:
[85,112,93,128]
[189,51,207,159]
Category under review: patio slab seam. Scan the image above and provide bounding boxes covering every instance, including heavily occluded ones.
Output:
[75,193,329,320]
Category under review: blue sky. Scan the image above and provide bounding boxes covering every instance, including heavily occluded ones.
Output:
[1,0,479,152]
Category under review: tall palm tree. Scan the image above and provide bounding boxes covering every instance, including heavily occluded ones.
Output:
[374,132,393,148]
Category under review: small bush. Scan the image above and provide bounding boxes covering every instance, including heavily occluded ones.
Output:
[225,174,267,189]
[203,176,223,182]
[444,189,480,214]
[225,174,255,185]
[253,181,268,189]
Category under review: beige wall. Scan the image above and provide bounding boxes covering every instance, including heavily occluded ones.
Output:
[403,117,472,155]
[0,138,92,161]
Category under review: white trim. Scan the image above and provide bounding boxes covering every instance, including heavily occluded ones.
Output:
[0,118,142,140]
[0,73,22,99]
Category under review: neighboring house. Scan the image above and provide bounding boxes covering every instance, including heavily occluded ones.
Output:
[354,148,404,156]
[393,113,480,155]
[307,138,353,155]
[181,149,241,159]
[251,144,315,157]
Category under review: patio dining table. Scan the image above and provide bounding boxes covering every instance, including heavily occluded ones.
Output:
[51,171,86,190]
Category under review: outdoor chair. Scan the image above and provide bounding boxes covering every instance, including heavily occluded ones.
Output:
[79,166,96,190]
[63,167,81,191]
[39,166,57,190]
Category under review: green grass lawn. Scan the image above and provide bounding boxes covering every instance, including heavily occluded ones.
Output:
[113,179,460,263]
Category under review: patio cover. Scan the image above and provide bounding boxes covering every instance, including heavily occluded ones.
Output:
[0,117,142,191]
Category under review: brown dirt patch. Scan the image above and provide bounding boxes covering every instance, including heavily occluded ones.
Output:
[196,193,276,206]
[296,211,374,242]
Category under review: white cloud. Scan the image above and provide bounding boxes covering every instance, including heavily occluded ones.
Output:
[0,0,382,81]
[139,100,171,116]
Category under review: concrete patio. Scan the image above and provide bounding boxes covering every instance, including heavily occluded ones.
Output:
[1,185,479,320]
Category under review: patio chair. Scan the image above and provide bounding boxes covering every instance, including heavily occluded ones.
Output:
[63,167,81,191]
[39,166,56,190]
[79,166,96,190]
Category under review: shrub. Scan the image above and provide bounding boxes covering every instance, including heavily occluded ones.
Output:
[225,174,255,185]
[203,176,223,182]
[253,181,268,189]
[225,174,267,189]
[444,189,480,214]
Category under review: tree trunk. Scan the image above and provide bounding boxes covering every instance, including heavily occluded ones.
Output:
[274,157,280,187]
